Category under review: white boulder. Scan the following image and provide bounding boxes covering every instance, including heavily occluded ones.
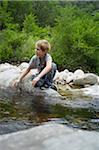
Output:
[54,69,69,84]
[66,72,74,83]
[0,63,20,72]
[73,69,85,80]
[18,62,29,70]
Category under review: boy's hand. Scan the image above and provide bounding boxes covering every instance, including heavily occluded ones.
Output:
[12,79,20,87]
[32,76,40,87]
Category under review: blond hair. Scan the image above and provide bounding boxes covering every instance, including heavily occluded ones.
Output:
[35,39,51,52]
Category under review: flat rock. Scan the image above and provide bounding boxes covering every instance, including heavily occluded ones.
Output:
[0,123,99,150]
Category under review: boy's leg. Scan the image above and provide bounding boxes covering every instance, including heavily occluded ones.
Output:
[31,63,57,88]
[44,63,57,86]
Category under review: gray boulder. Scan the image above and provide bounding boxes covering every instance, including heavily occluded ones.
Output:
[73,73,98,85]
[0,123,99,150]
[0,63,99,110]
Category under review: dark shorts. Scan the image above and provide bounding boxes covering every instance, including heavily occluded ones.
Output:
[31,63,57,87]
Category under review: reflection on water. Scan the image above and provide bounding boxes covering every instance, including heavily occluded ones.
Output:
[0,92,99,135]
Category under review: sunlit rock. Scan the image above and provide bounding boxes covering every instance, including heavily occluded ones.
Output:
[53,70,60,81]
[54,68,99,86]
[18,62,29,70]
[66,72,74,83]
[0,63,20,72]
[73,69,85,80]
[0,63,38,91]
[57,70,68,84]
[54,69,71,84]
[97,76,99,84]
[0,68,21,89]
[0,123,99,150]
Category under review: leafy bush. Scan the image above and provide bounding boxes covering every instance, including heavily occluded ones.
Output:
[0,25,26,61]
[51,6,99,73]
[0,14,52,62]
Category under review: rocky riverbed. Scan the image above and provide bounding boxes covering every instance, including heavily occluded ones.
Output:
[0,62,99,150]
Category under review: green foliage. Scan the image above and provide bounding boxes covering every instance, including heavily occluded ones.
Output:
[23,14,38,35]
[20,35,37,60]
[52,6,99,73]
[32,1,60,27]
[22,14,50,38]
[0,13,51,62]
[0,1,13,30]
[0,28,25,61]
[0,1,99,74]
[7,1,33,29]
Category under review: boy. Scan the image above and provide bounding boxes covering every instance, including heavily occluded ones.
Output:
[14,39,57,89]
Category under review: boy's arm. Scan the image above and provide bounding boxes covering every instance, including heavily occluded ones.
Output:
[13,67,31,87]
[18,67,31,82]
[32,60,52,86]
[18,56,35,82]
[37,60,52,79]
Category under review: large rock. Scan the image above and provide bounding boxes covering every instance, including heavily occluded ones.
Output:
[56,84,99,109]
[0,123,99,150]
[73,73,98,85]
[0,68,20,89]
[0,63,99,110]
[0,63,19,72]
[0,63,99,148]
[0,63,37,92]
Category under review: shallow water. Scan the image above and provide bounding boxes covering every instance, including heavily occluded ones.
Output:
[0,90,99,135]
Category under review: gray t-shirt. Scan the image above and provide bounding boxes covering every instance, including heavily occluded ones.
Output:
[29,53,52,72]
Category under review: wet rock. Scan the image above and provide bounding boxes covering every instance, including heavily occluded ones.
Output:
[0,120,34,135]
[56,84,99,109]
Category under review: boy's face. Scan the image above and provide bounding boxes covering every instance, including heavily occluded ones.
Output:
[35,47,46,57]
